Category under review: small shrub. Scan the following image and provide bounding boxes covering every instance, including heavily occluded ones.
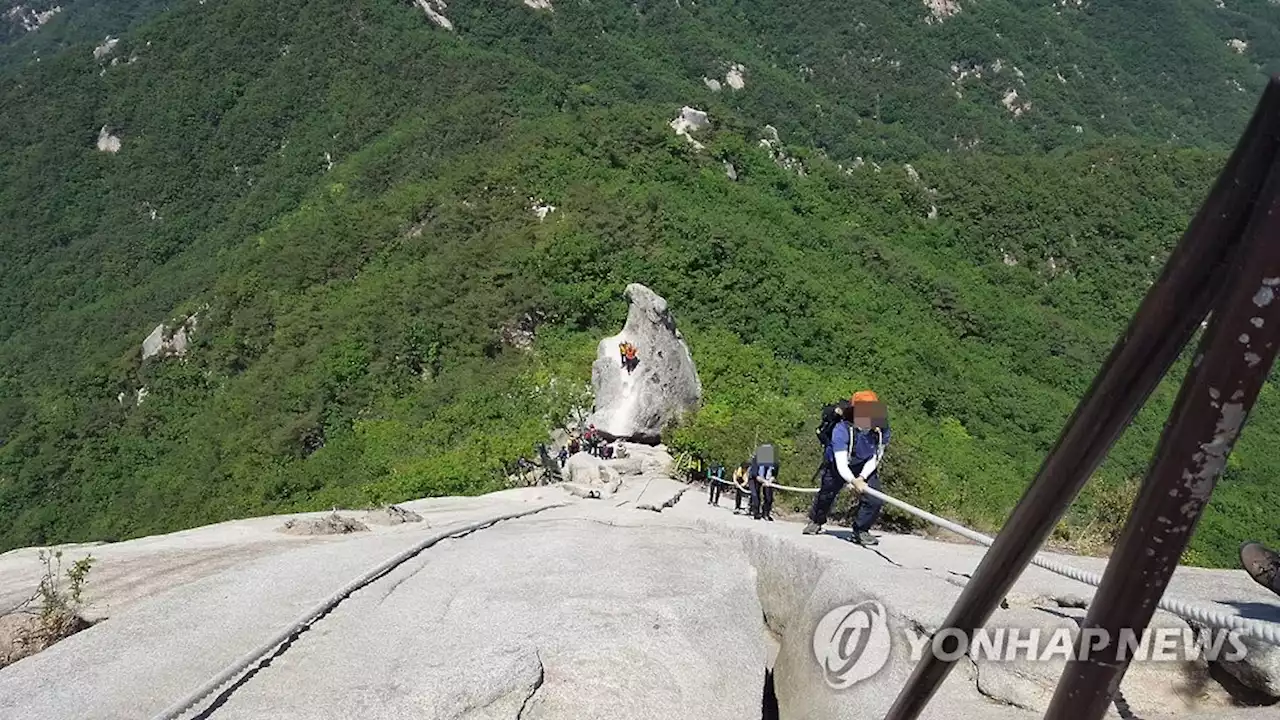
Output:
[0,550,95,668]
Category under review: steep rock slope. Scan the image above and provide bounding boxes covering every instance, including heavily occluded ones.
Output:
[2,472,1277,718]
[1,0,1279,565]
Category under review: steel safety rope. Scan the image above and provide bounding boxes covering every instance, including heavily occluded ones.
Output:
[707,475,1280,645]
[149,505,565,720]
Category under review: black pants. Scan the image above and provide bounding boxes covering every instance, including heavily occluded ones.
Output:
[750,478,775,518]
[809,465,844,525]
[750,463,777,518]
[808,464,884,531]
[734,485,745,511]
[852,470,884,532]
[709,478,722,504]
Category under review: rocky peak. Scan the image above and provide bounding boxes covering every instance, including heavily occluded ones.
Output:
[587,284,701,443]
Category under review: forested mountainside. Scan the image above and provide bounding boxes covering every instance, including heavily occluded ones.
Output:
[2,0,1278,565]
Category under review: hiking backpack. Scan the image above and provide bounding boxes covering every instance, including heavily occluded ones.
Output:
[815,400,851,449]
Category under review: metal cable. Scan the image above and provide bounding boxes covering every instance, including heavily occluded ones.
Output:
[706,476,1280,645]
[149,504,565,720]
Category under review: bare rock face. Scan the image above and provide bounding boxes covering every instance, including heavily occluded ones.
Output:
[360,505,425,526]
[1219,634,1280,698]
[278,513,369,536]
[563,452,623,498]
[670,107,710,149]
[96,126,121,153]
[587,284,701,443]
[141,313,198,361]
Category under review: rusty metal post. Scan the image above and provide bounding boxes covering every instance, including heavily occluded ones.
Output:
[1043,162,1280,720]
[883,77,1280,720]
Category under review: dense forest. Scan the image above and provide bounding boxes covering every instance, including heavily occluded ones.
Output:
[1,0,1278,566]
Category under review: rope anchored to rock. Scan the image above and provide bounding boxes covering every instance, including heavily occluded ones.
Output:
[705,475,1280,646]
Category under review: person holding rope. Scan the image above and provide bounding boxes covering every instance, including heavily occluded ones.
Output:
[749,443,778,521]
[804,390,891,545]
[707,463,725,505]
[732,462,750,514]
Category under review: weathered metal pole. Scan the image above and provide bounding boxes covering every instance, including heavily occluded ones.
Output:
[1043,157,1280,720]
[883,77,1280,720]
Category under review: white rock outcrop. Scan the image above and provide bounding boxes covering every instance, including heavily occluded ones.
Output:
[413,0,453,30]
[587,284,701,443]
[92,36,119,60]
[96,126,121,153]
[5,4,60,32]
[1228,38,1248,54]
[702,76,721,92]
[669,106,709,149]
[523,0,552,9]
[530,198,556,220]
[562,452,623,498]
[141,314,198,361]
[924,0,961,24]
[725,63,746,90]
[759,125,806,176]
[1002,88,1031,117]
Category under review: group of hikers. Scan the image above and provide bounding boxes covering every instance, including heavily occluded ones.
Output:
[541,391,1280,592]
[686,389,1280,589]
[561,424,625,465]
[695,389,892,545]
[617,341,639,374]
[699,443,780,522]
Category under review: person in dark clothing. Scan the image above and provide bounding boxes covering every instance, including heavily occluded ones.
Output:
[708,464,725,505]
[749,443,778,521]
[805,393,890,545]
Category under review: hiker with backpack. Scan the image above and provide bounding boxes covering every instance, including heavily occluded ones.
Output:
[749,443,778,521]
[804,390,891,545]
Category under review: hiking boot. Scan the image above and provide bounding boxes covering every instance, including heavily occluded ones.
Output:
[852,530,879,546]
[764,515,774,522]
[802,523,822,535]
[1241,542,1280,596]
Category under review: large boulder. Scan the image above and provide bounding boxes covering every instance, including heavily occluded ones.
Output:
[564,452,620,487]
[588,284,701,443]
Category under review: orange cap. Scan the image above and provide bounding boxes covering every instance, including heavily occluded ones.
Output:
[851,390,879,404]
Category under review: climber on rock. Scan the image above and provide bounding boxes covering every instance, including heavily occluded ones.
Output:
[618,341,628,369]
[749,443,777,521]
[804,390,891,545]
[624,342,639,374]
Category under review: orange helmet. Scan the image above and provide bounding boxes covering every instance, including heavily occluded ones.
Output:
[851,390,879,404]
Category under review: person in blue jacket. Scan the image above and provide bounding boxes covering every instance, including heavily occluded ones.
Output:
[805,394,890,545]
